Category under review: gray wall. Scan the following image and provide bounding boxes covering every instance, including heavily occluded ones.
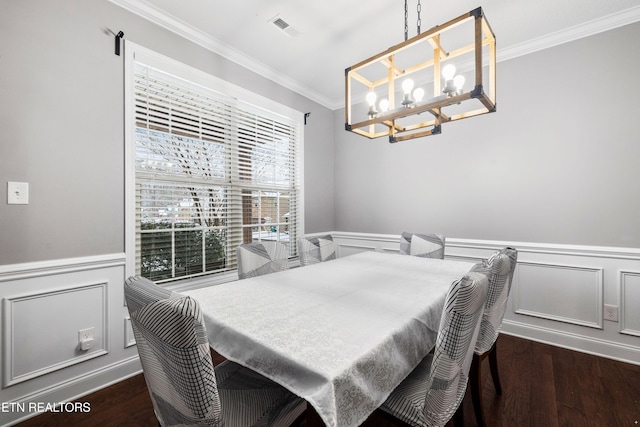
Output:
[1,0,638,267]
[0,0,334,265]
[333,22,640,249]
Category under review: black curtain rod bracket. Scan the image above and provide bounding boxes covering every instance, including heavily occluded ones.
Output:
[115,31,124,56]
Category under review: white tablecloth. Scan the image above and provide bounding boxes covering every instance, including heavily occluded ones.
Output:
[185,251,474,427]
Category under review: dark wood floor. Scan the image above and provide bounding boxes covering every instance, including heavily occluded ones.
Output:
[16,335,640,427]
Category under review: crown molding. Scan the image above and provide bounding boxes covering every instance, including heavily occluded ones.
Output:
[109,0,640,110]
[108,0,336,109]
[497,5,640,63]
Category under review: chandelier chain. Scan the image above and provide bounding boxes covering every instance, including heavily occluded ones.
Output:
[417,0,422,34]
[404,0,409,41]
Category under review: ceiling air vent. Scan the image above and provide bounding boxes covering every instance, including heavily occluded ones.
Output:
[269,15,299,37]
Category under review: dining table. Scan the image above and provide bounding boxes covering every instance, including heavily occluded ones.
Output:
[185,250,475,427]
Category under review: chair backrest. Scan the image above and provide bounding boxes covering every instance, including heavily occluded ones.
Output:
[124,276,221,426]
[298,235,336,266]
[399,232,445,259]
[422,267,489,426]
[474,247,518,355]
[237,241,289,279]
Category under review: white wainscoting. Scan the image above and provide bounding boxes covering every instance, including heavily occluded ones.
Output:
[0,254,142,426]
[1,234,639,425]
[327,231,640,366]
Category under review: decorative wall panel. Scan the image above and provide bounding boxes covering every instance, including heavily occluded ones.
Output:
[2,283,108,387]
[514,262,603,328]
[621,271,640,337]
[124,317,136,348]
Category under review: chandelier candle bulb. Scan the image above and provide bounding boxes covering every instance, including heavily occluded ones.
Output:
[366,91,377,106]
[401,78,415,106]
[379,99,390,113]
[402,78,414,94]
[453,75,465,93]
[442,64,456,80]
[366,91,378,117]
[413,87,425,103]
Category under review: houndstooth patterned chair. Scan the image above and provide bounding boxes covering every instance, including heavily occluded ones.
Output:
[469,247,518,427]
[125,276,306,427]
[297,235,336,266]
[379,266,489,427]
[237,241,289,279]
[399,232,446,259]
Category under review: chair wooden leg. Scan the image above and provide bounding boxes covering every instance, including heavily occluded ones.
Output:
[488,342,502,395]
[470,353,486,427]
[305,405,326,427]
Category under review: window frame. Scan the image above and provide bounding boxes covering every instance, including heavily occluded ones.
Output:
[124,42,304,287]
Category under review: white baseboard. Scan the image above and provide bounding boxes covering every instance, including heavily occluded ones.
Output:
[502,320,640,366]
[1,356,142,426]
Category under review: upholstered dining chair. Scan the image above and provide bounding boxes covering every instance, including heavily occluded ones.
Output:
[399,232,446,259]
[297,235,336,266]
[237,241,289,279]
[379,266,489,427]
[124,276,306,427]
[469,247,518,427]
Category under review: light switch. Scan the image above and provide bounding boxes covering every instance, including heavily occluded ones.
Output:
[7,182,29,205]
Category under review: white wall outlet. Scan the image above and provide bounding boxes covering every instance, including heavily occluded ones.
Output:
[604,304,619,322]
[78,327,96,351]
[7,182,29,205]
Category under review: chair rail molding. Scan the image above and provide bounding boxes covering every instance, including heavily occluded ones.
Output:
[0,253,126,282]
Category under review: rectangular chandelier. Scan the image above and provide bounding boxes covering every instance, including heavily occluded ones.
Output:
[345,7,496,143]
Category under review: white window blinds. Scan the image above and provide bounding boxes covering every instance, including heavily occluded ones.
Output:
[127,46,302,283]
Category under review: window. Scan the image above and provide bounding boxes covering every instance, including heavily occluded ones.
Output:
[125,44,303,283]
